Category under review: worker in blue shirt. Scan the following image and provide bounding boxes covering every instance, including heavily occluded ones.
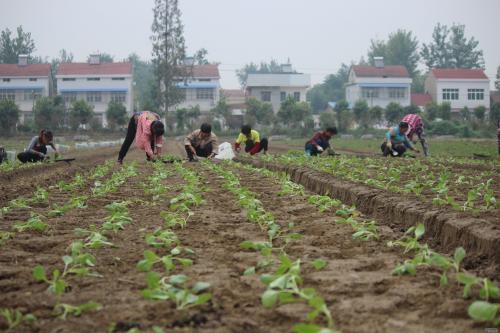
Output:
[381,122,420,157]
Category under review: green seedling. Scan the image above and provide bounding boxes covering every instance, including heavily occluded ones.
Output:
[102,201,132,232]
[387,223,426,253]
[311,259,327,271]
[467,301,499,325]
[137,248,193,272]
[32,187,49,203]
[13,213,48,232]
[457,273,500,301]
[160,211,191,229]
[54,301,102,320]
[145,228,179,248]
[49,196,88,216]
[308,195,341,212]
[142,272,212,310]
[62,241,99,277]
[0,231,13,246]
[293,323,339,333]
[33,265,67,296]
[428,247,465,286]
[75,226,114,249]
[0,308,36,331]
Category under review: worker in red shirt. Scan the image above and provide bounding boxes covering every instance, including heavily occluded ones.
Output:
[402,113,428,156]
[305,127,337,156]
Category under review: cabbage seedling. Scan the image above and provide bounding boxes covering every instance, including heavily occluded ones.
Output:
[145,228,179,248]
[32,265,67,296]
[62,241,99,277]
[137,248,193,272]
[32,187,49,203]
[0,231,13,246]
[13,213,48,232]
[54,301,102,320]
[75,227,114,249]
[0,308,36,331]
[467,301,499,325]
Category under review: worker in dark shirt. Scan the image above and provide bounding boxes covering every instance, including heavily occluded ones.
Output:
[305,127,337,156]
[17,129,58,163]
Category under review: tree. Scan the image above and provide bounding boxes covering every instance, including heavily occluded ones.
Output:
[175,108,187,131]
[424,102,439,121]
[353,99,369,129]
[106,101,127,130]
[307,64,349,113]
[0,26,36,64]
[128,53,156,112]
[438,102,451,120]
[69,100,94,130]
[385,102,404,125]
[236,60,281,87]
[34,96,65,130]
[186,105,200,130]
[245,97,274,125]
[151,0,187,113]
[460,107,471,122]
[194,48,209,65]
[369,106,383,126]
[0,100,19,135]
[319,111,336,128]
[489,102,500,126]
[51,49,74,91]
[404,104,421,116]
[368,29,420,77]
[87,53,113,63]
[473,105,486,122]
[210,97,231,128]
[421,23,484,69]
[495,66,500,90]
[277,97,311,128]
[333,99,352,132]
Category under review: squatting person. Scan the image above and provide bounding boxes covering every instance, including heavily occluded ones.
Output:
[184,123,217,161]
[381,121,420,157]
[117,111,165,163]
[235,125,268,155]
[402,113,429,156]
[17,129,59,163]
[305,127,338,156]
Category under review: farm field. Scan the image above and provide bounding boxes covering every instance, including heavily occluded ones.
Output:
[0,143,499,332]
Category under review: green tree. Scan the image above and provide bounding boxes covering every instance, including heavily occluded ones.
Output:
[353,99,370,129]
[368,29,420,77]
[333,99,352,132]
[69,100,94,130]
[424,102,439,121]
[495,66,500,90]
[277,97,311,128]
[369,106,384,126]
[489,102,500,126]
[151,0,187,112]
[404,104,421,116]
[128,53,156,111]
[186,105,200,130]
[106,101,127,130]
[307,64,349,113]
[412,73,426,93]
[34,96,65,129]
[175,108,187,131]
[385,102,404,125]
[319,111,336,128]
[245,97,274,125]
[460,106,471,122]
[421,23,484,69]
[473,105,486,123]
[87,53,113,63]
[0,99,20,135]
[0,26,36,64]
[439,102,451,120]
[210,97,231,129]
[236,60,281,87]
[51,49,74,91]
[194,48,209,65]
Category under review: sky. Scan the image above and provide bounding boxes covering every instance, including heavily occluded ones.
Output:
[1,0,499,89]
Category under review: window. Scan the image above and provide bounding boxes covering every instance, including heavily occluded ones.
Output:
[196,88,213,100]
[198,79,211,82]
[62,92,77,104]
[467,89,484,100]
[29,78,37,81]
[293,92,301,101]
[87,77,100,81]
[2,78,10,82]
[261,91,271,102]
[388,88,406,99]
[280,92,287,101]
[0,89,15,101]
[23,90,42,101]
[111,92,126,103]
[111,77,125,81]
[62,78,76,81]
[442,88,459,100]
[86,91,102,103]
[361,88,379,98]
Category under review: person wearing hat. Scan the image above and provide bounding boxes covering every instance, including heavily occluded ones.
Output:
[184,123,218,161]
[234,125,268,155]
[17,129,59,163]
[118,111,165,163]
[381,121,420,157]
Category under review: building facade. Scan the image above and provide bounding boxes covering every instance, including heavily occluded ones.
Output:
[424,68,490,113]
[346,58,412,109]
[56,55,133,127]
[245,64,310,113]
[0,55,52,124]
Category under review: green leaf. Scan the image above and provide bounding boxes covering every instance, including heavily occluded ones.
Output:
[293,323,335,333]
[454,247,466,266]
[467,301,498,322]
[311,259,327,270]
[194,293,212,305]
[260,274,274,285]
[33,265,46,281]
[243,266,256,276]
[177,258,193,267]
[169,274,188,285]
[146,271,161,289]
[170,247,181,255]
[192,282,211,293]
[144,250,158,261]
[137,260,153,272]
[414,223,425,239]
[262,290,279,308]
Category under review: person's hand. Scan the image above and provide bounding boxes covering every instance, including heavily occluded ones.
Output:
[386,142,392,149]
[316,146,324,152]
[38,152,46,159]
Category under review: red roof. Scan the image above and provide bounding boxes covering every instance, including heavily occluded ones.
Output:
[352,65,409,78]
[57,62,132,76]
[431,68,488,80]
[186,64,219,78]
[0,63,51,77]
[411,93,433,107]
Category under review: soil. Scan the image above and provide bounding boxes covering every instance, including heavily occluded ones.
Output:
[0,143,495,332]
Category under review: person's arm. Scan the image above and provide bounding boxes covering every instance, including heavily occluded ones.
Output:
[184,131,197,155]
[155,135,164,156]
[385,129,394,148]
[234,133,244,152]
[209,134,217,158]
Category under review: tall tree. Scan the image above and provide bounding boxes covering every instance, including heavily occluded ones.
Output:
[128,53,155,111]
[106,101,127,130]
[352,99,370,129]
[333,99,352,132]
[51,49,74,91]
[194,48,209,65]
[368,29,420,77]
[151,0,187,114]
[69,100,94,130]
[385,102,404,125]
[421,23,484,69]
[0,100,20,135]
[34,96,65,130]
[245,97,274,125]
[495,66,500,90]
[306,63,349,112]
[236,60,282,87]
[0,26,36,64]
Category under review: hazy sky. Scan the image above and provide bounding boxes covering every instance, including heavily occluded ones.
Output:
[1,0,499,88]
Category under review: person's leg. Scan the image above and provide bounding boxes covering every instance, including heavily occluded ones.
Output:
[196,143,213,158]
[259,138,268,153]
[185,145,195,160]
[305,143,319,156]
[118,116,137,162]
[393,144,406,157]
[17,152,42,163]
[418,132,429,157]
[381,142,390,156]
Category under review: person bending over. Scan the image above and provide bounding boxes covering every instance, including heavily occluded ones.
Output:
[402,113,428,157]
[305,127,337,156]
[184,123,217,161]
[18,129,58,163]
[381,121,420,157]
[118,111,165,163]
[235,125,268,155]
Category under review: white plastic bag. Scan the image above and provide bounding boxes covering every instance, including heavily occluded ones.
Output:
[215,142,235,160]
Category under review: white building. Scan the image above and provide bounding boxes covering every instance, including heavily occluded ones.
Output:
[346,58,412,108]
[0,55,52,124]
[246,64,310,113]
[174,64,221,113]
[56,55,134,127]
[424,68,490,113]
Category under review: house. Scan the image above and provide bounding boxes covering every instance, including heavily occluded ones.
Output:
[56,55,134,127]
[345,57,412,108]
[245,64,310,113]
[0,55,52,124]
[424,68,490,114]
[174,63,221,114]
[221,89,246,129]
[410,93,433,111]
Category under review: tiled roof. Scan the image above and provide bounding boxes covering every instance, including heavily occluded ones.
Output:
[57,62,133,76]
[0,63,51,77]
[411,93,433,106]
[431,68,488,80]
[185,64,220,78]
[352,65,409,78]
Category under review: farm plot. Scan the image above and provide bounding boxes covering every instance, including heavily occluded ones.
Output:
[0,152,498,332]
